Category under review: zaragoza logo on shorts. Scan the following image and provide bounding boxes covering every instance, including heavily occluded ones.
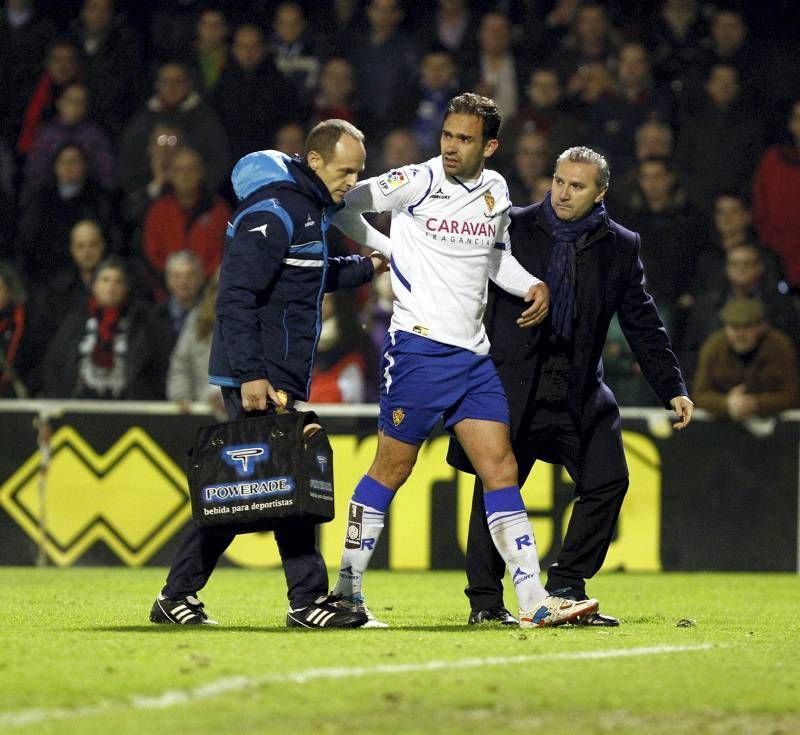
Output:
[392,408,405,426]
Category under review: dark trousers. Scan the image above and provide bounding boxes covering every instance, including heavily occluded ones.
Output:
[163,388,328,608]
[465,403,629,611]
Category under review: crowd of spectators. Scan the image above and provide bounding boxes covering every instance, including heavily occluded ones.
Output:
[1,0,799,420]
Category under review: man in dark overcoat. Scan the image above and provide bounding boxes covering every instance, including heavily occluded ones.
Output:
[449,146,694,626]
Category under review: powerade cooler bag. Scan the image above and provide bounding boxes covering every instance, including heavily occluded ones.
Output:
[188,410,335,533]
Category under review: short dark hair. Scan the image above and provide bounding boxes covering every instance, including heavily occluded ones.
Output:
[445,92,502,142]
[92,255,130,286]
[304,119,364,161]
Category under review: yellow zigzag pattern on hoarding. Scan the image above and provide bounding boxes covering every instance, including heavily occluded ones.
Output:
[0,426,190,566]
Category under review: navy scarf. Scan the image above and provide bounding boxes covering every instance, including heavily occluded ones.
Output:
[541,193,606,340]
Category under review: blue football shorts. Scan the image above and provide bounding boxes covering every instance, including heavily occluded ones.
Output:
[377,330,510,445]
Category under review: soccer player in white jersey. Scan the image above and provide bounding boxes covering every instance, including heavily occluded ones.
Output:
[330,93,599,629]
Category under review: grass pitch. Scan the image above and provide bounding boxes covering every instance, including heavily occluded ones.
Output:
[1,568,799,734]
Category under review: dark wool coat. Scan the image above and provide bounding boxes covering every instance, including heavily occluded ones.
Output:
[449,201,688,486]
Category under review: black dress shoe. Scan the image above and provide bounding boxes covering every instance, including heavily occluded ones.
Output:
[573,611,619,627]
[468,607,519,625]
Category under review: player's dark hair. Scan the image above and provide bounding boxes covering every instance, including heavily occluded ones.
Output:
[304,119,364,161]
[445,93,502,142]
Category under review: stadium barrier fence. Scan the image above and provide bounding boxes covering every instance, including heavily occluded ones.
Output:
[0,400,797,573]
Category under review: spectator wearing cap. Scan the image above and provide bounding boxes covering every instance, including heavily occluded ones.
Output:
[693,298,799,419]
[681,242,800,383]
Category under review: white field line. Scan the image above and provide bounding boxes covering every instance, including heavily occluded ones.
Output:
[1,643,714,729]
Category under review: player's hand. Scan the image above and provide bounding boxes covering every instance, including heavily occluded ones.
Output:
[241,379,287,412]
[670,395,694,430]
[369,251,390,276]
[517,282,550,328]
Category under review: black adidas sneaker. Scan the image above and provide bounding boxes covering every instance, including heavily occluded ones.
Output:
[150,594,218,625]
[286,594,368,628]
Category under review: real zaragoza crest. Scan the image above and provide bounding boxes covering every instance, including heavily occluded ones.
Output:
[483,190,495,213]
[392,408,405,426]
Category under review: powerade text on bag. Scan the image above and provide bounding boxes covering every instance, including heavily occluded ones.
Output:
[188,410,334,532]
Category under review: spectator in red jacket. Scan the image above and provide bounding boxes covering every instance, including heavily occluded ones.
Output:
[142,146,230,278]
[752,98,800,288]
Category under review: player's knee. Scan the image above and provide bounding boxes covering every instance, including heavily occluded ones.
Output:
[367,456,415,490]
[477,448,517,488]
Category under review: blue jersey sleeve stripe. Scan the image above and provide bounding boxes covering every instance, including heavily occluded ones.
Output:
[390,255,411,292]
[493,241,507,250]
[231,199,295,242]
[408,164,434,215]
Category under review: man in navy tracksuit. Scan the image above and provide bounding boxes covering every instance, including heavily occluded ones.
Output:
[151,120,382,628]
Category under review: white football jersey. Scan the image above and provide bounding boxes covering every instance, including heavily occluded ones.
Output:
[334,156,538,354]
